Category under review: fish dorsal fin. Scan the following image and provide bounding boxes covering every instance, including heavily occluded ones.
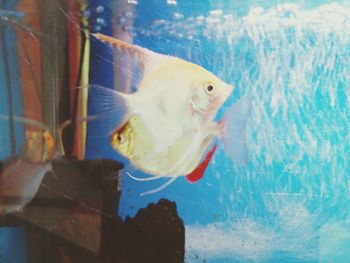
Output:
[92,33,177,93]
[92,33,149,62]
[186,145,217,183]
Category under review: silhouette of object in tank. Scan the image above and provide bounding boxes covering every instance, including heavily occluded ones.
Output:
[0,159,185,263]
[108,199,185,263]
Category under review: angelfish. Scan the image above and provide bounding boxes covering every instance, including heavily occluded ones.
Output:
[88,34,250,193]
[0,116,55,215]
[111,94,251,194]
[110,114,218,180]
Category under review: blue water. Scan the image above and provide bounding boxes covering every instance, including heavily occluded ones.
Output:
[86,0,350,262]
[0,0,27,261]
[0,227,28,263]
[1,0,349,262]
[0,0,25,159]
[1,0,350,261]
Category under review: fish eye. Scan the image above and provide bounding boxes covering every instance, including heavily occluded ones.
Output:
[117,134,125,143]
[207,85,214,92]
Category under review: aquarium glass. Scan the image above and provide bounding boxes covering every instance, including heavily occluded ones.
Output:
[1,0,350,262]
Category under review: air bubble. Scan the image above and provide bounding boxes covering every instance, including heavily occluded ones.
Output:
[173,13,183,20]
[127,0,138,5]
[152,19,166,26]
[127,27,136,37]
[125,12,134,18]
[167,0,177,6]
[96,18,106,26]
[93,25,102,32]
[83,9,91,18]
[118,16,127,26]
[96,5,105,13]
[209,10,223,16]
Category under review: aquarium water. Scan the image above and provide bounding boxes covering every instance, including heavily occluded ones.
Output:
[104,1,350,262]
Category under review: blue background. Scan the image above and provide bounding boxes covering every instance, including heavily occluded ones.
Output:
[87,0,350,262]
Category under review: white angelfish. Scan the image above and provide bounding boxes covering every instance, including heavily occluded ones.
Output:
[86,34,250,194]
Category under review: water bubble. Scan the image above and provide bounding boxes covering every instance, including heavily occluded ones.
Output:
[83,9,91,18]
[125,12,134,18]
[140,29,147,35]
[206,17,220,24]
[177,33,184,38]
[96,18,106,26]
[96,5,105,13]
[209,9,223,16]
[223,14,234,21]
[168,29,177,36]
[93,25,102,32]
[173,13,183,20]
[127,26,136,37]
[167,0,177,6]
[127,0,138,5]
[118,16,127,26]
[249,7,264,16]
[152,19,167,26]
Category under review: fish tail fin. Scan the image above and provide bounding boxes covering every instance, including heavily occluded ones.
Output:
[76,85,132,138]
[221,96,252,166]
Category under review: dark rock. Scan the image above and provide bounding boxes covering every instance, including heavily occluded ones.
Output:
[112,199,185,263]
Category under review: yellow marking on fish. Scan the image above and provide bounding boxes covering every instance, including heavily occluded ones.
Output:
[110,114,218,177]
[24,130,55,163]
[111,115,154,162]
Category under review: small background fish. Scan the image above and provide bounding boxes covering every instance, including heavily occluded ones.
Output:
[0,122,55,215]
